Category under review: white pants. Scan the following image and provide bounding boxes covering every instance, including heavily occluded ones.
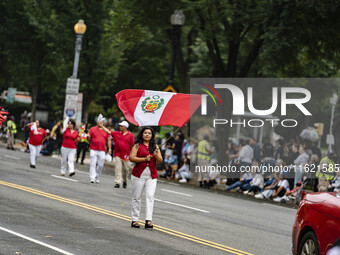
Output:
[115,157,131,184]
[131,167,157,222]
[90,150,105,181]
[29,144,42,166]
[61,147,76,175]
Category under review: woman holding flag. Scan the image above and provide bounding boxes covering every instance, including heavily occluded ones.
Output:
[129,127,162,228]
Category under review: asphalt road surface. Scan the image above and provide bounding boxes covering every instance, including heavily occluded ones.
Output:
[0,147,297,255]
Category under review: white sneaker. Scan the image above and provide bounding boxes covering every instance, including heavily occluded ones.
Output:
[179,179,187,183]
[95,178,100,184]
[273,197,282,202]
[255,193,264,199]
[248,191,254,196]
[243,190,249,195]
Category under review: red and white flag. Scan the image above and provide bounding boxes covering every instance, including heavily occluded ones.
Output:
[116,89,201,127]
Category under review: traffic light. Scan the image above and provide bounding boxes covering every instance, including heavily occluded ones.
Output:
[314,123,324,136]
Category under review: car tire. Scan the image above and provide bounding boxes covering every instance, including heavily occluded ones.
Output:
[298,231,320,255]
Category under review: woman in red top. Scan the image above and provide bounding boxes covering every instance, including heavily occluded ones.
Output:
[28,120,47,168]
[130,127,162,228]
[61,118,79,176]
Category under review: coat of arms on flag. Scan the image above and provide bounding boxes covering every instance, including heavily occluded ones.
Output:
[141,96,164,114]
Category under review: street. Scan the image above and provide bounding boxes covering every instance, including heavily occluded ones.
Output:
[0,147,296,255]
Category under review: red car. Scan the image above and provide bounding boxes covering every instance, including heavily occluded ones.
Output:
[292,192,340,255]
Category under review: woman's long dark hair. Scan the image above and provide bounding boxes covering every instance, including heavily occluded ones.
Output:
[135,126,156,153]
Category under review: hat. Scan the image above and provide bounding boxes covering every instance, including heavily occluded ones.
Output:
[97,114,106,123]
[328,150,336,156]
[119,120,129,128]
[296,181,302,186]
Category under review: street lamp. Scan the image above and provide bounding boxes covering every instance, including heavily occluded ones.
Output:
[328,93,338,150]
[168,10,185,87]
[64,20,86,123]
[72,20,87,78]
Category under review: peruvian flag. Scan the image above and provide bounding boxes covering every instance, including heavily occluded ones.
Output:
[116,90,201,127]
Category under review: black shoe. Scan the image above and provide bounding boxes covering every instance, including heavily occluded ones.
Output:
[6,147,10,150]
[30,164,36,169]
[123,182,127,189]
[75,160,78,164]
[69,172,75,177]
[145,220,153,229]
[131,221,140,228]
[11,147,15,150]
[114,184,120,188]
[80,161,84,165]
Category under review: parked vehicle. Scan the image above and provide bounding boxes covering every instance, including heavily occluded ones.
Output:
[292,192,340,255]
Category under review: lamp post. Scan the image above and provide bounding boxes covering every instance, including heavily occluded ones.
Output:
[168,10,185,87]
[72,20,87,78]
[64,20,86,123]
[328,93,338,150]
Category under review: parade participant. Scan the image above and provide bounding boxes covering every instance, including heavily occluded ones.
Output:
[60,118,79,176]
[102,120,134,188]
[7,116,17,150]
[129,127,162,228]
[88,114,111,183]
[76,123,89,165]
[28,120,47,168]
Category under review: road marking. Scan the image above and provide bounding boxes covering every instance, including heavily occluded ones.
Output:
[158,180,180,186]
[261,203,297,211]
[161,189,192,197]
[0,226,74,255]
[0,180,253,255]
[155,198,209,213]
[51,175,78,182]
[3,154,20,160]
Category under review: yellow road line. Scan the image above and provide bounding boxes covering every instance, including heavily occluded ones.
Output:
[0,180,253,255]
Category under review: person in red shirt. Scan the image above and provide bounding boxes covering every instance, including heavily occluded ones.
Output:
[27,120,47,168]
[129,127,162,228]
[61,118,79,176]
[102,120,134,189]
[88,114,111,183]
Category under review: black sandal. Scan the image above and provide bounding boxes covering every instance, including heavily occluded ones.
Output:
[131,221,140,228]
[145,220,153,229]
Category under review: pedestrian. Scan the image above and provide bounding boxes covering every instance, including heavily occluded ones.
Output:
[76,123,89,165]
[88,114,111,183]
[197,135,212,188]
[102,120,134,188]
[6,116,17,150]
[60,118,79,177]
[27,120,47,168]
[129,127,163,228]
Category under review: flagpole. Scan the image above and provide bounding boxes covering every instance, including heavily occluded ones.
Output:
[160,126,183,147]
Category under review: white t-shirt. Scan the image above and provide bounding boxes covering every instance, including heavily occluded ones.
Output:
[278,179,290,191]
[209,166,220,183]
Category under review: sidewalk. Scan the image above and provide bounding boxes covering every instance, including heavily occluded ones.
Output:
[1,139,299,209]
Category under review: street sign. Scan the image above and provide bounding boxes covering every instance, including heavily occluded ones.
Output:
[163,85,177,93]
[326,134,334,145]
[66,78,80,94]
[65,108,76,117]
[64,94,78,119]
[76,93,83,128]
[7,87,17,104]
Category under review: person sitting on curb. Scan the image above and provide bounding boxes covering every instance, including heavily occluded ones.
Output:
[206,159,220,189]
[244,162,264,195]
[226,171,252,192]
[178,157,192,183]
